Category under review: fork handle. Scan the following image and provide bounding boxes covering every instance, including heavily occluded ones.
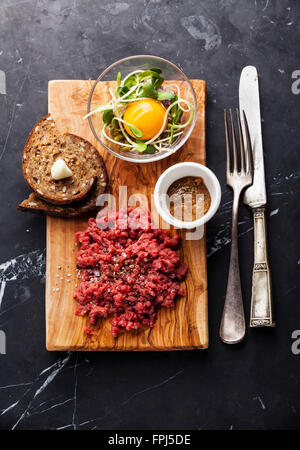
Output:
[220,190,245,344]
[249,207,275,327]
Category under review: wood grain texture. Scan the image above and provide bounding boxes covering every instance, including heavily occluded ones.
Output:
[46,79,207,351]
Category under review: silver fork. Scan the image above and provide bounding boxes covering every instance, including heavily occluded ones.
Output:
[220,109,254,344]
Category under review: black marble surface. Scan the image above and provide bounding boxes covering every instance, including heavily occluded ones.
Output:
[0,0,299,430]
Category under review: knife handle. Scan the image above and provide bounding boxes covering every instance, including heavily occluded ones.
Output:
[250,207,275,327]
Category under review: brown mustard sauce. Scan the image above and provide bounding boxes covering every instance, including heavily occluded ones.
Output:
[167,176,211,221]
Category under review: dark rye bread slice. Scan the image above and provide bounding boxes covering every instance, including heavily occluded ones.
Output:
[18,173,108,217]
[22,114,103,205]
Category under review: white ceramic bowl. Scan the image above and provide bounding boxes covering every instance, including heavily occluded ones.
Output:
[154,162,221,229]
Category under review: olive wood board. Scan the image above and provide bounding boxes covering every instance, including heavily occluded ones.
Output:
[46,79,207,351]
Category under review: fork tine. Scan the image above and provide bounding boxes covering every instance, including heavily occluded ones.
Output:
[224,110,231,174]
[229,109,238,172]
[242,111,254,177]
[236,109,246,173]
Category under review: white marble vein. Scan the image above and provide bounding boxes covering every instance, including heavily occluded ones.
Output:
[0,63,31,164]
[30,398,74,417]
[0,249,45,282]
[10,353,71,429]
[78,368,185,429]
[1,401,20,415]
[0,382,32,391]
[253,395,266,410]
[71,354,79,430]
[33,355,71,399]
[270,208,279,216]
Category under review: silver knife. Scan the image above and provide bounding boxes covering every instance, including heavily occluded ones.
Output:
[239,66,275,327]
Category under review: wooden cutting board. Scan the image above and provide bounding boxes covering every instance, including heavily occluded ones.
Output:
[46,79,207,351]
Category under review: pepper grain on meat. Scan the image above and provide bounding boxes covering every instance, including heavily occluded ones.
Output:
[74,208,188,337]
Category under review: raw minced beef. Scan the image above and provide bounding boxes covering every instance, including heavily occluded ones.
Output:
[74,208,188,337]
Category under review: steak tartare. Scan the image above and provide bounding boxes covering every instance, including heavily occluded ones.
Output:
[74,208,188,337]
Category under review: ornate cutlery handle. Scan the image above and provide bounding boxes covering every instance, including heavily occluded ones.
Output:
[220,191,246,344]
[250,208,275,327]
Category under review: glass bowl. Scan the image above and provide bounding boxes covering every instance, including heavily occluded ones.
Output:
[87,55,197,163]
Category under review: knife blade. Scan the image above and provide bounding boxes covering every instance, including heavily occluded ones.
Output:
[240,66,267,208]
[239,66,275,327]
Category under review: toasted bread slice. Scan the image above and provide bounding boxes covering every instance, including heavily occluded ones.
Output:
[18,167,108,218]
[22,115,104,205]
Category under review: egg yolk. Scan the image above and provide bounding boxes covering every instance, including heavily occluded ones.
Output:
[123,99,167,140]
